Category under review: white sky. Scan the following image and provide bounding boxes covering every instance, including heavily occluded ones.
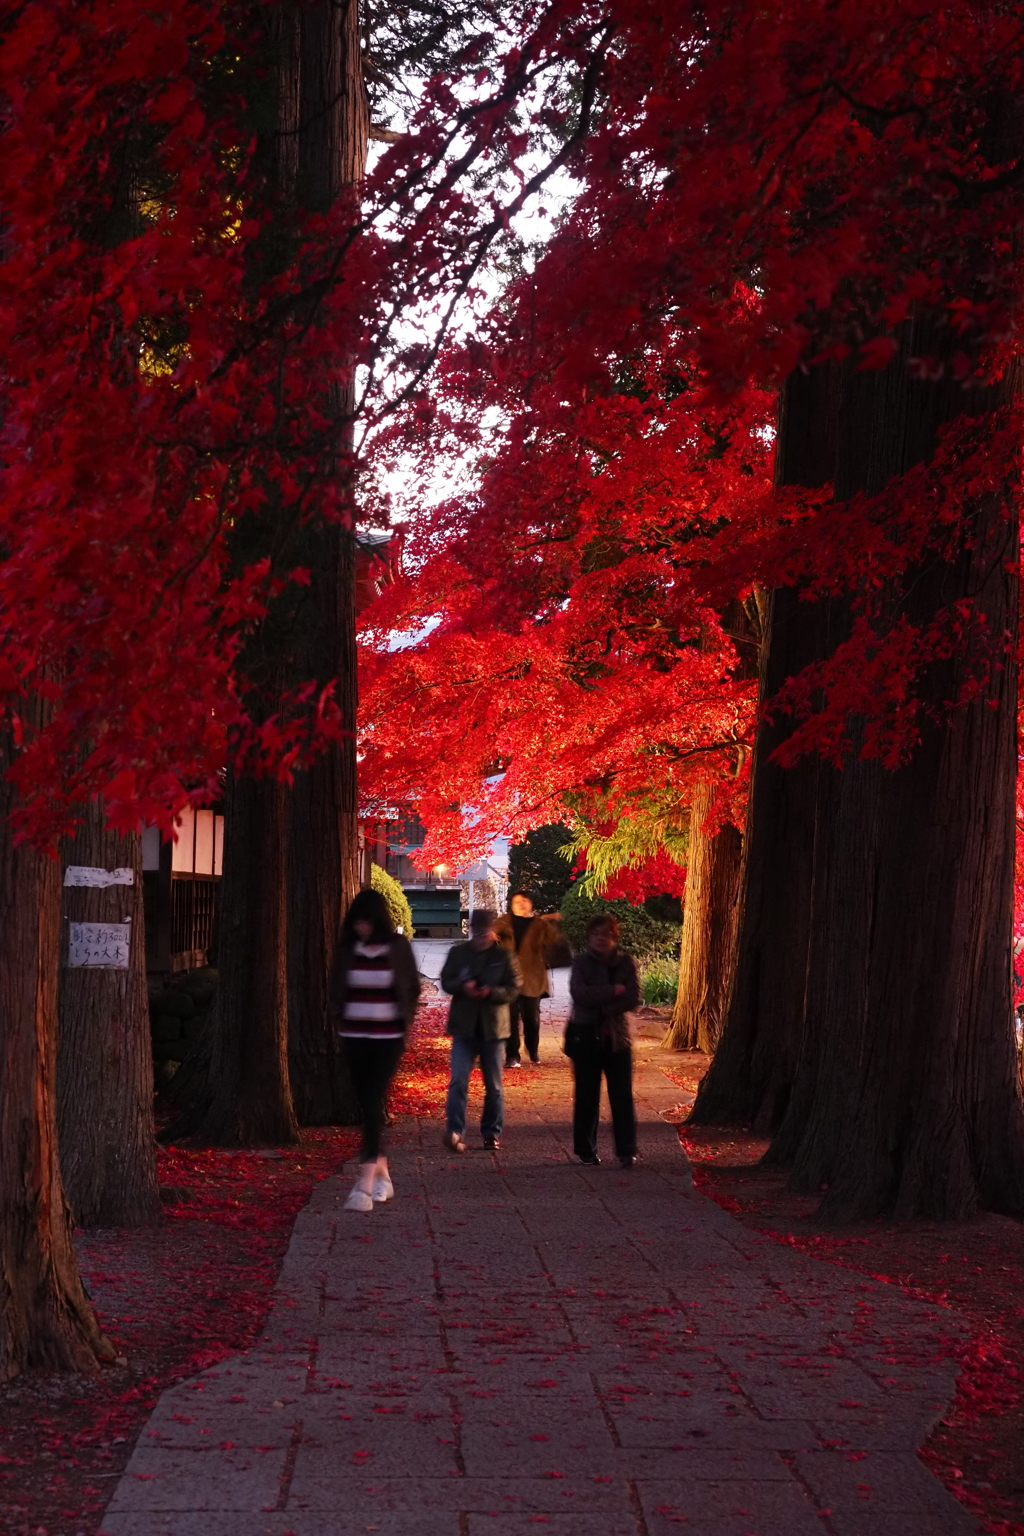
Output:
[360,99,582,529]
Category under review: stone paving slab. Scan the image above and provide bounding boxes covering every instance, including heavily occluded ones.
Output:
[101,1015,980,1536]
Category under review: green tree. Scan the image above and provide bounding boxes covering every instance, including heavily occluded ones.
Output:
[562,805,687,893]
[559,883,680,965]
[507,823,576,912]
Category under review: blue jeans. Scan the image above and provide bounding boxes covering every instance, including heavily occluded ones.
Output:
[446,1035,504,1139]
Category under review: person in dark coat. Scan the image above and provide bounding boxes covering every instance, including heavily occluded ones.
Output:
[564,913,640,1167]
[440,909,521,1152]
[329,888,421,1212]
[495,890,563,1067]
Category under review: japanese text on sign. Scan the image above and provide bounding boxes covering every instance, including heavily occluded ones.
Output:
[67,922,131,969]
[64,866,134,887]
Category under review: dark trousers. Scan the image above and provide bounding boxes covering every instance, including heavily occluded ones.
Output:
[506,994,541,1063]
[340,1036,404,1162]
[572,1044,636,1159]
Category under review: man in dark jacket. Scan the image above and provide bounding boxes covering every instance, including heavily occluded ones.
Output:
[565,913,640,1167]
[440,909,521,1153]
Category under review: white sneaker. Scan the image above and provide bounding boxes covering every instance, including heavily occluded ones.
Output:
[344,1186,374,1213]
[372,1173,394,1202]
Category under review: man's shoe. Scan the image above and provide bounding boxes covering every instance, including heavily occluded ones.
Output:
[528,1054,540,1064]
[619,1155,638,1169]
[443,1130,467,1153]
[483,1136,500,1151]
[344,1186,374,1212]
[576,1154,601,1166]
[506,1057,522,1070]
[372,1173,394,1201]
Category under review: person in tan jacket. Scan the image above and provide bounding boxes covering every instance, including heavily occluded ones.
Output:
[495,891,563,1067]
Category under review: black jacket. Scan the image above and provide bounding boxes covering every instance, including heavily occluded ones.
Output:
[565,947,640,1055]
[440,940,521,1040]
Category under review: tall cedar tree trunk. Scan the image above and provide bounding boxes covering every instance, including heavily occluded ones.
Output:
[694,313,1024,1219]
[664,781,743,1054]
[769,326,1024,1220]
[174,773,298,1145]
[49,37,163,1216]
[165,6,301,1147]
[0,709,114,1378]
[690,365,838,1129]
[58,802,160,1226]
[285,0,367,1125]
[162,1,367,1145]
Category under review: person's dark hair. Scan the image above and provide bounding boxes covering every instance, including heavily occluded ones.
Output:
[507,888,536,911]
[470,908,498,935]
[341,888,394,945]
[586,912,620,942]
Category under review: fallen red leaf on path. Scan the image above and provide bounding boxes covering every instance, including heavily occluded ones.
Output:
[0,1119,358,1536]
[672,1092,1024,1536]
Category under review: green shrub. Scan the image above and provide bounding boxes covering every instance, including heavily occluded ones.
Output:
[560,884,680,965]
[371,863,414,938]
[640,958,679,1007]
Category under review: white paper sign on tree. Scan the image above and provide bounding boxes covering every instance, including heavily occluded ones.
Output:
[67,922,131,969]
[64,866,135,887]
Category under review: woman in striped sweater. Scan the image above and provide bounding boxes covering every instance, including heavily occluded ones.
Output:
[329,889,421,1212]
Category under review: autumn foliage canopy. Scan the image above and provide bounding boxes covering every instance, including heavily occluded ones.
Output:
[358,0,1024,905]
[1,0,1022,879]
[0,0,609,838]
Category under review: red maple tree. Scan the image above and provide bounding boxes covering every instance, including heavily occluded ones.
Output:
[362,0,1024,1220]
[0,0,616,1374]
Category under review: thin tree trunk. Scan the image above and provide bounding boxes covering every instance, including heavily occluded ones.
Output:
[664,782,742,1054]
[0,711,114,1379]
[690,363,838,1128]
[165,773,299,1146]
[286,0,367,1125]
[58,802,160,1227]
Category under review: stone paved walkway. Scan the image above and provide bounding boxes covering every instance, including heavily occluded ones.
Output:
[101,1015,979,1536]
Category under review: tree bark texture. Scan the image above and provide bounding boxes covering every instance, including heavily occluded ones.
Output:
[664,782,743,1055]
[285,0,367,1125]
[178,1,367,1140]
[58,802,161,1228]
[699,98,1024,1221]
[694,324,1024,1220]
[168,773,299,1147]
[690,363,838,1129]
[772,328,1024,1220]
[0,711,114,1379]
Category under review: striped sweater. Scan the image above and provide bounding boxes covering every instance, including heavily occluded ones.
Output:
[336,943,403,1040]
